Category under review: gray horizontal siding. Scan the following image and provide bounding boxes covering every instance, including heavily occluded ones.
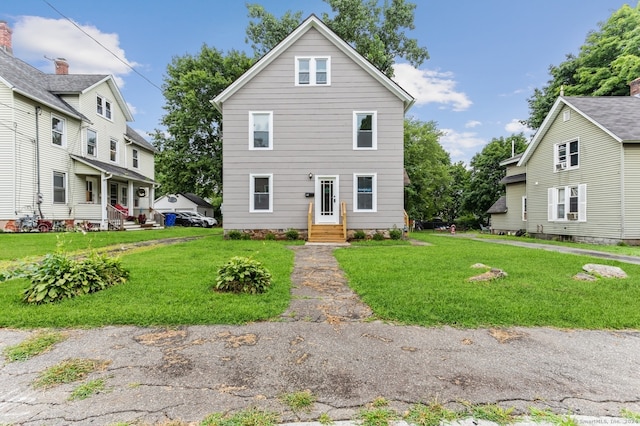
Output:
[222,27,405,231]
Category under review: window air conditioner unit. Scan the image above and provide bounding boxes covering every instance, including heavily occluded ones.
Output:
[567,212,578,220]
[556,162,567,170]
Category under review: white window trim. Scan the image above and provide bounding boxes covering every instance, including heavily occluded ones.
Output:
[110,138,119,163]
[51,114,66,147]
[547,184,587,222]
[353,173,377,212]
[249,173,273,213]
[86,128,97,157]
[85,177,97,203]
[132,148,139,168]
[554,138,579,172]
[353,111,377,150]
[97,95,113,121]
[53,171,67,204]
[248,111,273,150]
[295,56,331,86]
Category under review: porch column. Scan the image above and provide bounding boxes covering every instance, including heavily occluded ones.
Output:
[128,181,134,216]
[100,172,110,230]
[149,185,156,210]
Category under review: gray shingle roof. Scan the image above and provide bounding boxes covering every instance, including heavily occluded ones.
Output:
[486,196,507,214]
[500,173,526,185]
[46,74,107,93]
[181,193,213,208]
[0,50,85,119]
[70,154,156,184]
[562,96,640,142]
[125,125,156,152]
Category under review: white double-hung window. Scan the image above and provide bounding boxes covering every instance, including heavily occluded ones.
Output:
[353,173,377,212]
[554,139,579,171]
[249,112,273,149]
[548,184,586,221]
[353,111,377,149]
[250,174,273,212]
[295,57,331,86]
[51,115,65,147]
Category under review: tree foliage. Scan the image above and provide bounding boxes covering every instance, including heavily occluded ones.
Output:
[246,0,429,77]
[403,118,451,220]
[152,47,252,197]
[526,3,640,129]
[441,161,470,224]
[464,134,528,221]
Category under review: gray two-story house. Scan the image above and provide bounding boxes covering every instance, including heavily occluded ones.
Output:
[212,15,414,242]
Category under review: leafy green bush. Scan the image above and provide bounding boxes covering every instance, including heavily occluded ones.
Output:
[389,228,403,240]
[353,230,366,240]
[265,232,276,241]
[3,252,129,304]
[372,232,385,241]
[227,230,242,240]
[285,229,299,240]
[215,256,272,294]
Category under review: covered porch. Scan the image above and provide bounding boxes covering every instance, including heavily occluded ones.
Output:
[71,155,162,230]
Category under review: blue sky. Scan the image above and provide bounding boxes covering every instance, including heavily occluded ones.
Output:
[1,0,633,164]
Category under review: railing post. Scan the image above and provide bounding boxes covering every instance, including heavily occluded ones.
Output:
[307,202,313,241]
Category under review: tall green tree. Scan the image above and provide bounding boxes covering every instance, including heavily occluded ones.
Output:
[246,0,429,77]
[527,3,640,129]
[464,134,528,221]
[152,47,252,197]
[441,161,471,224]
[403,118,451,220]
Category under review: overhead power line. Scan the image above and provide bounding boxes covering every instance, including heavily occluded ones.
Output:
[42,0,163,92]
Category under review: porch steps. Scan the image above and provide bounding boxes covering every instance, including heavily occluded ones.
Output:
[308,224,346,243]
[123,220,163,231]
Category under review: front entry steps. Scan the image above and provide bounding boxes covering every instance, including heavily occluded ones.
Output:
[308,224,346,243]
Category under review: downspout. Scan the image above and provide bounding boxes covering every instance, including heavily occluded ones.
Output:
[620,142,625,241]
[34,106,43,219]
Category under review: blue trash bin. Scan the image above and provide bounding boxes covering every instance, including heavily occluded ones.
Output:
[165,213,176,227]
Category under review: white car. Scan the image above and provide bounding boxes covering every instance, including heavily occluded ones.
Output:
[181,211,217,228]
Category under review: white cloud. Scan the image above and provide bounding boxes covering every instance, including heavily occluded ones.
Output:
[12,16,137,88]
[504,119,533,135]
[465,120,482,128]
[439,128,487,164]
[393,63,472,111]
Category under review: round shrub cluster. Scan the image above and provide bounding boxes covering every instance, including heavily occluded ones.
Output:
[215,256,272,294]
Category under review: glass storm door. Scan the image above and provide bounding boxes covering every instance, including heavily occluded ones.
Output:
[315,176,339,224]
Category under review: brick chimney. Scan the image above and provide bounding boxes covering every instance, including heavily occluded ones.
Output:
[630,78,640,97]
[55,58,69,75]
[0,21,13,55]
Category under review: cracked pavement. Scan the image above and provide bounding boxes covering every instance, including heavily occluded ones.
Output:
[0,244,639,425]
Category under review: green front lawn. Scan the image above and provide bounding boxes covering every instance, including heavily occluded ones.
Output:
[2,229,640,329]
[0,231,296,328]
[334,233,640,329]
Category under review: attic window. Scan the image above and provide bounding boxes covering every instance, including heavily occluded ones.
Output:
[295,57,331,86]
[97,95,112,120]
[563,110,571,121]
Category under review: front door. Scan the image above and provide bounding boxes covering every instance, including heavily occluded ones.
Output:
[315,176,339,224]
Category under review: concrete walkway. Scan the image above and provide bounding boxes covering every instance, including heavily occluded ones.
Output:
[0,242,639,425]
[466,235,640,265]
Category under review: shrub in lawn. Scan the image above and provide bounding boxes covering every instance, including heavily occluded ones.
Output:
[226,230,243,240]
[389,227,403,240]
[215,256,272,294]
[285,229,299,240]
[353,230,366,240]
[265,232,276,241]
[372,232,385,241]
[5,252,129,304]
